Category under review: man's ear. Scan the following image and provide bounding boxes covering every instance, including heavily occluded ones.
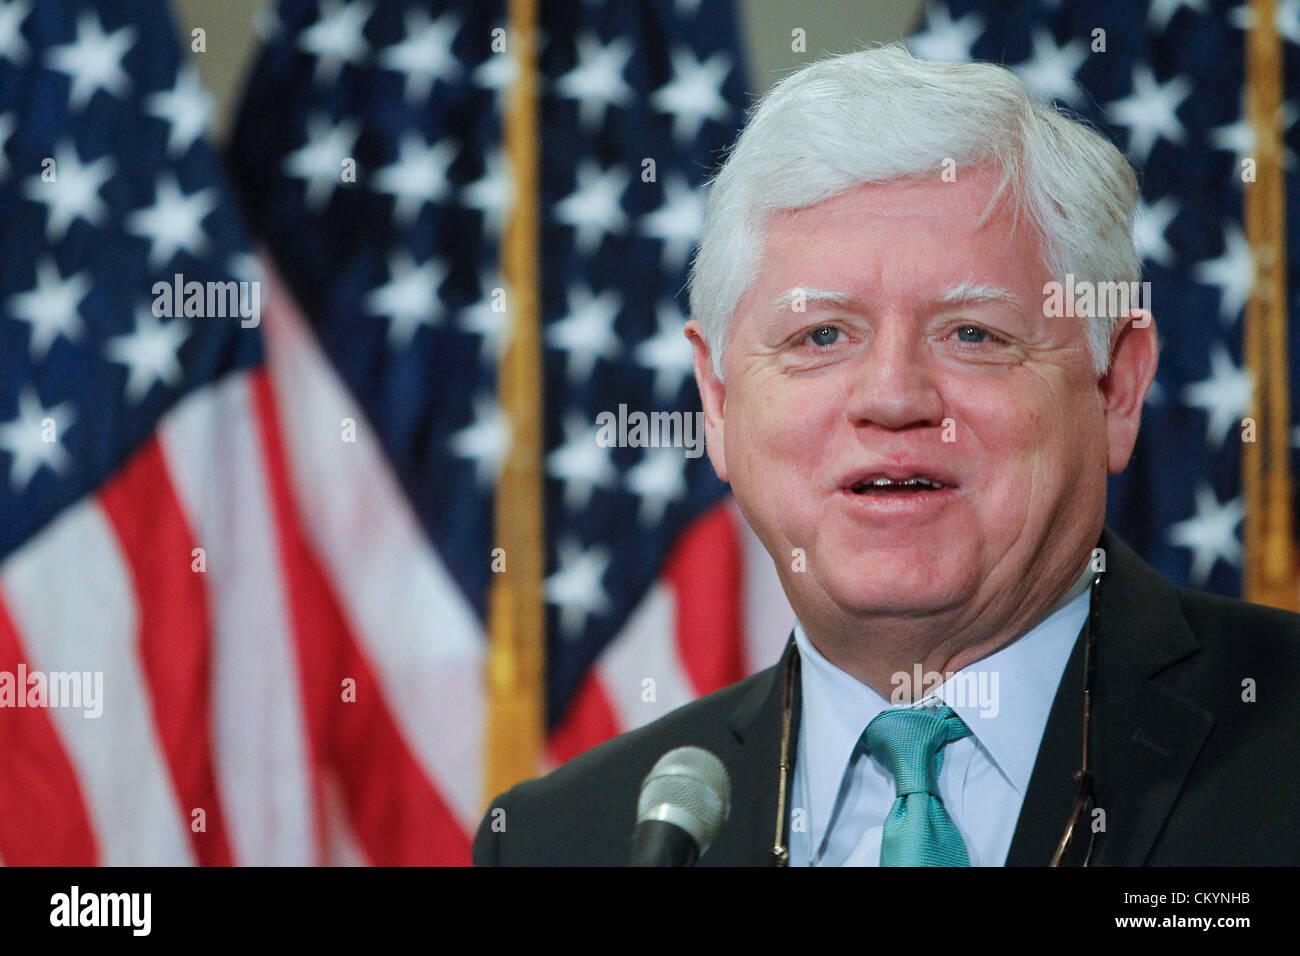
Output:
[1101,309,1159,474]
[684,319,728,483]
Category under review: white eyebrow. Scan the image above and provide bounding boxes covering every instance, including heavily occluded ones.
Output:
[768,286,852,312]
[767,282,1024,316]
[939,281,1023,310]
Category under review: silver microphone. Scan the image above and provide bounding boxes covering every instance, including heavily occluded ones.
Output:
[630,746,732,866]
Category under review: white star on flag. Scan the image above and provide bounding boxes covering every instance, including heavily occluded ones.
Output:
[1106,65,1192,164]
[555,33,634,131]
[547,283,623,383]
[1167,484,1244,585]
[0,0,32,67]
[547,539,612,639]
[553,160,630,256]
[462,148,514,237]
[371,133,457,227]
[7,257,89,359]
[907,3,983,61]
[1180,343,1252,449]
[227,251,266,287]
[124,173,217,269]
[1133,195,1180,268]
[1193,223,1254,326]
[377,9,460,104]
[471,30,517,111]
[1207,96,1298,177]
[459,270,512,362]
[145,66,214,158]
[1012,27,1088,106]
[448,394,511,487]
[627,445,688,525]
[634,301,695,402]
[297,0,372,86]
[21,140,115,242]
[104,306,190,403]
[650,47,732,143]
[43,9,135,111]
[548,414,617,511]
[282,113,362,212]
[364,250,448,350]
[0,388,75,492]
[639,174,705,273]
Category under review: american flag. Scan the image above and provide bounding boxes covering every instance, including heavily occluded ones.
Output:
[907,0,1300,596]
[0,0,284,864]
[0,0,796,865]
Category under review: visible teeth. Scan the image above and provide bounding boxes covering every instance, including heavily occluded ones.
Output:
[855,476,944,491]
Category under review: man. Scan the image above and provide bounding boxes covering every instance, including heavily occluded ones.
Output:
[472,45,1300,866]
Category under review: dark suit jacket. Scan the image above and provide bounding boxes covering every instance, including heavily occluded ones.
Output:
[473,529,1300,865]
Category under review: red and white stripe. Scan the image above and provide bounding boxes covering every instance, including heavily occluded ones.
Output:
[0,370,298,865]
[259,263,480,864]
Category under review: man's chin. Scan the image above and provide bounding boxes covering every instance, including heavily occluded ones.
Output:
[812,560,976,620]
[833,591,967,621]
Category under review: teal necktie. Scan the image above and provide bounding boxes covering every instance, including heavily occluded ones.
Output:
[860,704,973,866]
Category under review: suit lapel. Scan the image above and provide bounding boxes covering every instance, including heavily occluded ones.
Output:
[1007,528,1214,865]
[699,637,800,866]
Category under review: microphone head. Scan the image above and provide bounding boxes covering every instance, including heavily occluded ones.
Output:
[636,746,732,855]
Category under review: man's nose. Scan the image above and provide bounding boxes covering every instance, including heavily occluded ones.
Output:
[844,320,945,431]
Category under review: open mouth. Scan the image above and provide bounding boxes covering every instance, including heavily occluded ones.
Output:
[848,476,947,495]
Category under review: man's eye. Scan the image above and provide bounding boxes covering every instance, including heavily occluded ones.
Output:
[955,325,989,343]
[808,326,839,347]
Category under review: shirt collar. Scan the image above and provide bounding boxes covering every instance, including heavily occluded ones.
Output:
[924,566,1092,792]
[794,565,1093,835]
[793,620,891,845]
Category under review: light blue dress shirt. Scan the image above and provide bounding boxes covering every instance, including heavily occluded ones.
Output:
[788,569,1092,866]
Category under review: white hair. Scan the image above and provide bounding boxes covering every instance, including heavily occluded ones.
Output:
[687,43,1141,378]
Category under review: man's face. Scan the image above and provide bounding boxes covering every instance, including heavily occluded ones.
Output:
[689,167,1150,642]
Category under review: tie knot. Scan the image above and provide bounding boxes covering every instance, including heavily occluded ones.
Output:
[860,704,971,797]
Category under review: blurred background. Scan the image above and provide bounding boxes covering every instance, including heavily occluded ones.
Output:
[170,0,928,139]
[1,0,1294,865]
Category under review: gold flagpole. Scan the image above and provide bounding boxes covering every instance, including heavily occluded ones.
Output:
[484,0,545,804]
[1243,0,1298,610]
